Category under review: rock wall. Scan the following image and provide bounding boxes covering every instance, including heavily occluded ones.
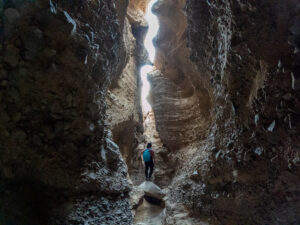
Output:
[1,0,299,224]
[149,0,212,150]
[0,0,135,224]
[163,0,300,224]
[106,16,144,175]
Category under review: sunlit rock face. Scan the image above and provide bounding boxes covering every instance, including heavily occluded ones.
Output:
[127,0,151,69]
[164,0,300,224]
[129,0,150,14]
[0,0,132,224]
[149,0,212,150]
[107,0,155,177]
[106,17,144,175]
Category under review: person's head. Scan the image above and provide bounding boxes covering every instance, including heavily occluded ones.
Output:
[147,143,152,148]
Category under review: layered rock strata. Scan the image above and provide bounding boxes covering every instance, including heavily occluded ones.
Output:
[150,0,212,150]
[155,0,300,224]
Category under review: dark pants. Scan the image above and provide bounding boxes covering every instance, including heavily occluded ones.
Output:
[145,160,154,179]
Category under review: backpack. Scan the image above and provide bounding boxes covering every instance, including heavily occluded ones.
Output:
[143,148,152,162]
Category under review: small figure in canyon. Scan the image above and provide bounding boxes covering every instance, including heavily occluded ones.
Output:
[141,142,155,181]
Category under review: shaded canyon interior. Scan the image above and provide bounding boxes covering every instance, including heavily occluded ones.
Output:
[0,0,300,224]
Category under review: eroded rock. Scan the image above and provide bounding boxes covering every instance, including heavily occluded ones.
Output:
[138,181,165,200]
[156,0,300,224]
[0,0,134,224]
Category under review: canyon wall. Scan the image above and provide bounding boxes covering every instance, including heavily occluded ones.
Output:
[1,0,299,224]
[106,2,147,175]
[0,0,137,224]
[151,0,300,224]
[150,0,212,150]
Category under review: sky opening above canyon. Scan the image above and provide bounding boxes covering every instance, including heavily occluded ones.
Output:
[140,0,159,115]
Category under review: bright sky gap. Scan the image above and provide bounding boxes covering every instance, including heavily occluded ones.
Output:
[140,0,159,115]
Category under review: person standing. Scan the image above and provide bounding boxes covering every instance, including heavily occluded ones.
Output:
[141,143,155,181]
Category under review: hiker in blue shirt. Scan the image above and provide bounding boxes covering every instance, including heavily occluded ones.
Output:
[141,143,155,181]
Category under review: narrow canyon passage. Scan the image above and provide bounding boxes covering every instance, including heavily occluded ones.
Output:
[133,0,173,187]
[131,1,172,224]
[0,0,299,224]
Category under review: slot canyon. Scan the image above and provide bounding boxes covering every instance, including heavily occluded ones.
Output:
[0,0,300,224]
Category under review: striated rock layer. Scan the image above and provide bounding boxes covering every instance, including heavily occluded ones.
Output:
[150,0,212,150]
[152,0,300,224]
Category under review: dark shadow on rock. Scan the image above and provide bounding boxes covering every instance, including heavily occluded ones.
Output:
[144,195,164,206]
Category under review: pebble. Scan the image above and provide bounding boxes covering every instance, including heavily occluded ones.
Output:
[267,120,276,132]
[255,114,259,126]
[254,147,263,156]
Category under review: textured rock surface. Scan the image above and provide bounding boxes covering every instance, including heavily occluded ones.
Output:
[132,181,166,225]
[106,16,143,175]
[158,0,300,224]
[139,181,165,200]
[133,198,165,225]
[0,0,134,224]
[1,0,300,224]
[130,185,145,212]
[150,0,212,150]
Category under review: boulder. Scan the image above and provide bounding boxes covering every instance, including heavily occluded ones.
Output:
[138,181,165,200]
[130,186,144,209]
